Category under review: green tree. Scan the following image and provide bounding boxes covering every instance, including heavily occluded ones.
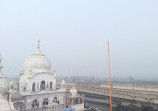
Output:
[127,104,141,111]
[141,105,153,111]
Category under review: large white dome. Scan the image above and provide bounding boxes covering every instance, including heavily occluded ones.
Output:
[24,48,51,71]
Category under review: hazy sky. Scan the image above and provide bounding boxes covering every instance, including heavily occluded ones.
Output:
[0,0,158,80]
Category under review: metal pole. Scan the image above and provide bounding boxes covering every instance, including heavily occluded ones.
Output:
[108,41,112,111]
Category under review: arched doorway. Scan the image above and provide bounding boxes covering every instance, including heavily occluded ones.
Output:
[43,98,49,106]
[53,97,59,104]
[32,99,39,108]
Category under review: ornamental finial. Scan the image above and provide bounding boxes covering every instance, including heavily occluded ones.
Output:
[38,39,40,49]
[35,40,42,55]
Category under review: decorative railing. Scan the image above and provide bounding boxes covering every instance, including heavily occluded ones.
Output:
[58,83,158,104]
[26,104,65,111]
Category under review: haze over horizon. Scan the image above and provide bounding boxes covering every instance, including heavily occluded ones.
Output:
[0,0,158,80]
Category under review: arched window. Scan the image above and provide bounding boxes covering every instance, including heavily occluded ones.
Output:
[40,81,45,90]
[80,99,83,103]
[32,82,36,91]
[50,82,52,90]
[32,99,39,108]
[43,98,49,106]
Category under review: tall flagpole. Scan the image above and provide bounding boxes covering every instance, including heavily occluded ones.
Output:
[108,40,112,111]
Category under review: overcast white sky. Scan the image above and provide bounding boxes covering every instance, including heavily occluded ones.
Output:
[0,0,158,80]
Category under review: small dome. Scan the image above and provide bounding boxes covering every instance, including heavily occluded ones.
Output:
[24,48,51,71]
[70,86,77,96]
[61,80,65,84]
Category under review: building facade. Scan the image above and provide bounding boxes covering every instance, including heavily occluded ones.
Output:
[17,41,84,111]
[18,42,67,110]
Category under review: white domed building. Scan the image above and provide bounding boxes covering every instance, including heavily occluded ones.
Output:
[19,42,56,92]
[19,41,67,111]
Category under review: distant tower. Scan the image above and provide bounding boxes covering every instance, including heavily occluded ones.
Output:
[0,53,16,111]
[0,53,9,95]
[0,53,8,90]
[0,53,3,74]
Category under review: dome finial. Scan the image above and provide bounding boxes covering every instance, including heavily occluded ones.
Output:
[38,39,40,49]
[35,40,42,55]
